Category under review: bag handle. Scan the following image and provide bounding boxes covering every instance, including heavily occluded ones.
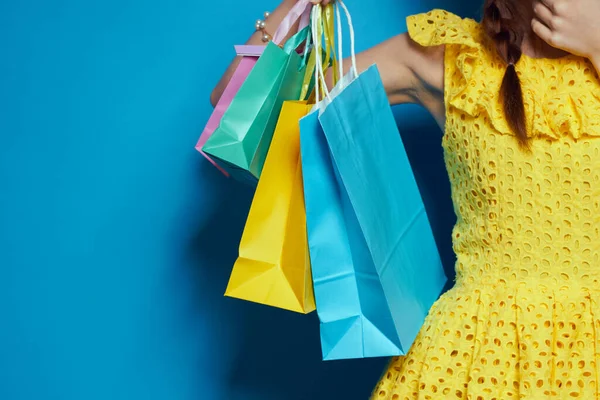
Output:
[312,5,327,105]
[299,4,338,101]
[273,0,312,46]
[283,25,310,54]
[314,0,356,104]
[337,0,357,77]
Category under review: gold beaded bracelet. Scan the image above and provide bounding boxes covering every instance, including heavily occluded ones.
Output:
[255,11,272,43]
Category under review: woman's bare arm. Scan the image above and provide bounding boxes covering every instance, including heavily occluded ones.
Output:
[350,33,444,110]
[210,1,445,120]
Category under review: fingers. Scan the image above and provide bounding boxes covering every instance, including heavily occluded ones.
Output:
[538,0,556,12]
[532,0,568,48]
[310,0,332,5]
[532,17,561,48]
[539,0,567,16]
[533,0,556,29]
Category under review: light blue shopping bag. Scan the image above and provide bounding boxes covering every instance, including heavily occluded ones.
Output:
[300,110,403,360]
[301,1,447,360]
[321,64,447,354]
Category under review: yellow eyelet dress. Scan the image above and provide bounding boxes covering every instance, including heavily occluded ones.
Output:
[372,9,600,400]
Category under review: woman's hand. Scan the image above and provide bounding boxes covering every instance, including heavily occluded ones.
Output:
[532,0,600,67]
[310,0,334,5]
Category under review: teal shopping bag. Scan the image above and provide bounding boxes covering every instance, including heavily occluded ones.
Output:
[301,1,447,360]
[202,2,314,185]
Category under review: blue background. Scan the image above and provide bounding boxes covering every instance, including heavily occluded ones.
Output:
[0,0,476,399]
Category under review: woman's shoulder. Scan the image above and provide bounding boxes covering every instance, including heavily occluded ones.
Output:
[406,9,484,50]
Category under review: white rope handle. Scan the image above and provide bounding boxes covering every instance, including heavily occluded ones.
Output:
[337,0,358,76]
[312,1,356,106]
[336,3,343,81]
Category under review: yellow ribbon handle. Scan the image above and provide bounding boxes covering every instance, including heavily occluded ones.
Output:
[324,4,338,85]
[299,4,338,102]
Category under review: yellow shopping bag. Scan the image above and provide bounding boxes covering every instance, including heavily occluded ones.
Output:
[225,101,315,313]
[224,5,339,313]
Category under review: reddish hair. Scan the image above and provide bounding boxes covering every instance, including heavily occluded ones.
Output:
[482,0,529,149]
